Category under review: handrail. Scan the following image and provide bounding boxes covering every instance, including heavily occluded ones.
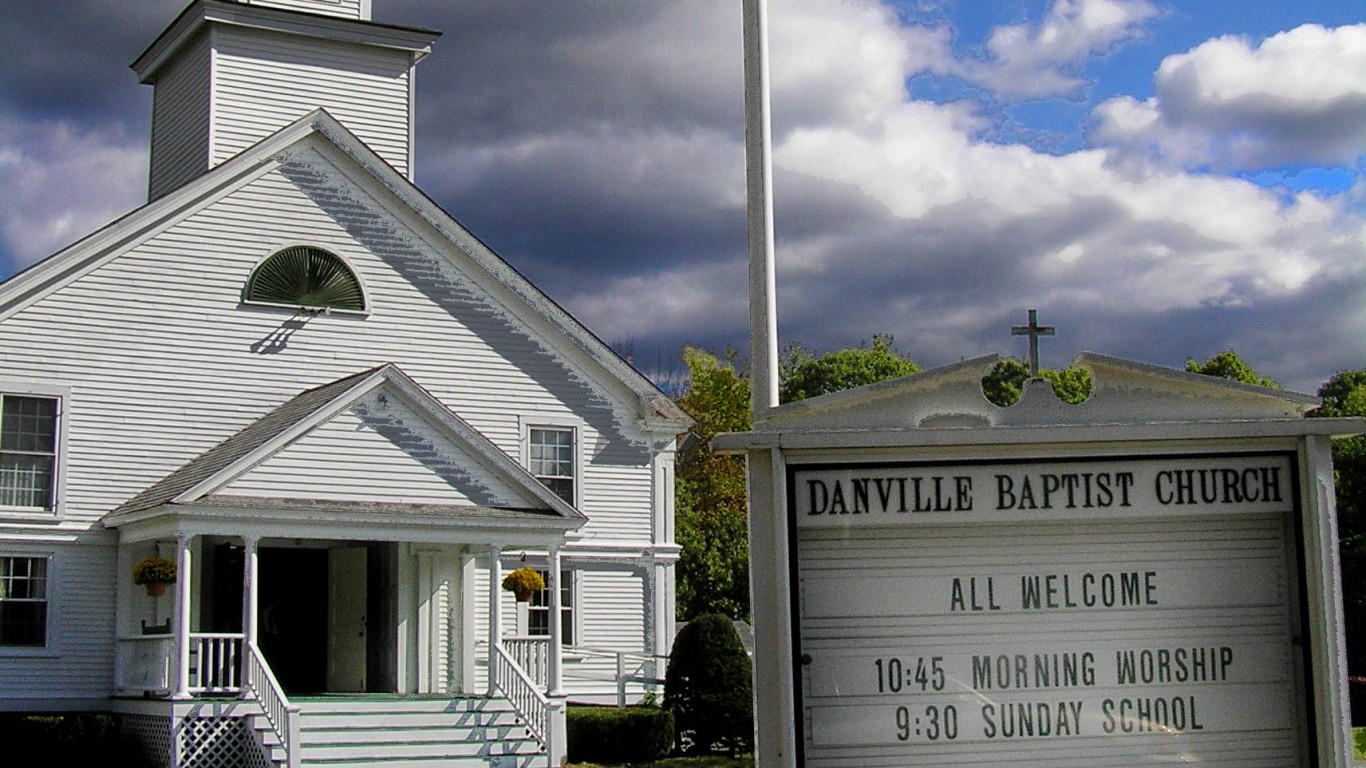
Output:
[494,643,551,749]
[487,638,668,706]
[244,641,300,768]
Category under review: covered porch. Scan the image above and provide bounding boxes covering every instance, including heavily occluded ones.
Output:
[98,365,591,767]
[107,505,578,768]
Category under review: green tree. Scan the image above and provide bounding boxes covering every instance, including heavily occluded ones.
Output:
[1310,370,1366,698]
[675,337,922,621]
[780,334,920,403]
[675,348,752,621]
[980,357,1094,407]
[1185,350,1280,388]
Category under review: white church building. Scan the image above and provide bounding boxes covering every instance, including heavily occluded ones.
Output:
[0,1,688,766]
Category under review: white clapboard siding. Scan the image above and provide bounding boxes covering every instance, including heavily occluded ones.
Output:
[0,160,655,528]
[0,543,116,709]
[243,0,368,20]
[222,400,534,507]
[213,28,412,175]
[0,141,669,707]
[147,31,212,200]
[795,515,1303,767]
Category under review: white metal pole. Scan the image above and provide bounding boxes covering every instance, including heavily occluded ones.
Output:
[744,0,779,417]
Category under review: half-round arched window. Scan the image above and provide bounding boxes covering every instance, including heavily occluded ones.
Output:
[244,246,366,311]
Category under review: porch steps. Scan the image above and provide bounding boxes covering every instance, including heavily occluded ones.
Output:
[286,697,545,768]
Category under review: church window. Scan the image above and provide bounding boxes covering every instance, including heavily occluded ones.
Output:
[0,396,58,510]
[527,569,575,646]
[244,246,366,311]
[528,426,576,505]
[0,555,48,647]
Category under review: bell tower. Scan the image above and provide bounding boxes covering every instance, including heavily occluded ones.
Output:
[132,0,439,200]
[235,0,372,21]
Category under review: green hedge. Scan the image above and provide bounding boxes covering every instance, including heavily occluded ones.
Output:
[567,705,674,764]
[0,714,149,766]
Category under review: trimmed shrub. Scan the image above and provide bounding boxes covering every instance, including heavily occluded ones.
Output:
[665,614,754,755]
[566,705,674,764]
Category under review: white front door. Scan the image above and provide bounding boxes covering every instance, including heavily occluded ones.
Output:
[327,546,367,692]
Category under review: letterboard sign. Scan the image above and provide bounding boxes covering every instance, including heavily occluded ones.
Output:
[788,452,1309,767]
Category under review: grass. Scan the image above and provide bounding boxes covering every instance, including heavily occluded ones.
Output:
[566,756,753,768]
[1354,726,1366,759]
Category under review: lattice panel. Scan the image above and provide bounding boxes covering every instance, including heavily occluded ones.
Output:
[121,714,173,768]
[179,716,250,768]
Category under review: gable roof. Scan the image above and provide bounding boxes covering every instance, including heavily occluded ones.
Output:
[715,352,1365,451]
[0,109,688,431]
[106,363,585,526]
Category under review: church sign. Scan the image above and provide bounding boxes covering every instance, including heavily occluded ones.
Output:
[792,452,1303,764]
[717,342,1363,768]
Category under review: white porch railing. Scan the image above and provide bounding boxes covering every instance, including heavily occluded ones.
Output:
[244,641,301,768]
[114,634,246,695]
[116,635,174,694]
[503,636,665,707]
[504,636,551,688]
[190,633,243,693]
[494,643,552,748]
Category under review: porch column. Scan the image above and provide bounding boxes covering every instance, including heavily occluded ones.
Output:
[174,533,194,700]
[487,544,502,695]
[545,546,568,767]
[547,545,564,697]
[242,536,260,646]
[239,536,260,697]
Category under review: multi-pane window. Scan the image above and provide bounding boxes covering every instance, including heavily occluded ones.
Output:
[0,556,48,647]
[528,569,574,646]
[529,427,575,505]
[0,396,58,509]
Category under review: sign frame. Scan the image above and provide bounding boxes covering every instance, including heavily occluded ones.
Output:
[782,449,1316,766]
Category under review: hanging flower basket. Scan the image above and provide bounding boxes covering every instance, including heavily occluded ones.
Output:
[132,556,177,597]
[501,567,544,602]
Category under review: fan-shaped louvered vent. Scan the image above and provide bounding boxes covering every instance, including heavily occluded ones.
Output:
[245,246,365,311]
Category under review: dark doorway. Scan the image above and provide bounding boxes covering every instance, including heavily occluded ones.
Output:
[259,547,328,694]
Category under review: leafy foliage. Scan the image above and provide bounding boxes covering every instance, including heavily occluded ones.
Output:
[979,357,1093,407]
[675,339,921,621]
[1184,350,1280,388]
[566,706,674,764]
[780,334,920,403]
[675,348,752,621]
[1311,370,1366,695]
[665,614,754,756]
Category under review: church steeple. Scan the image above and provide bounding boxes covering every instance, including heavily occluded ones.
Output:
[132,0,439,200]
[235,0,372,21]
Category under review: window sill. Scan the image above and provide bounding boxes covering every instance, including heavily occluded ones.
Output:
[0,508,61,524]
[239,300,370,318]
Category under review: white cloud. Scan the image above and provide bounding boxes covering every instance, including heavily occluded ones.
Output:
[0,117,144,268]
[1092,24,1366,170]
[3,0,1365,393]
[953,0,1160,101]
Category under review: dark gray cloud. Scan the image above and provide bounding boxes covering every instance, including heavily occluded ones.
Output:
[1,0,1364,398]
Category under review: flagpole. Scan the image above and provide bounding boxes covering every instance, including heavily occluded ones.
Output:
[744,0,779,417]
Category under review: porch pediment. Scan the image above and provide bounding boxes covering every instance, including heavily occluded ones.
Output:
[104,364,585,542]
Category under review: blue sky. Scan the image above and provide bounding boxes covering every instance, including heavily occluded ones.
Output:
[1,0,1364,392]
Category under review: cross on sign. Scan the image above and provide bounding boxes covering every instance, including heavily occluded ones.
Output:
[1011,308,1055,379]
